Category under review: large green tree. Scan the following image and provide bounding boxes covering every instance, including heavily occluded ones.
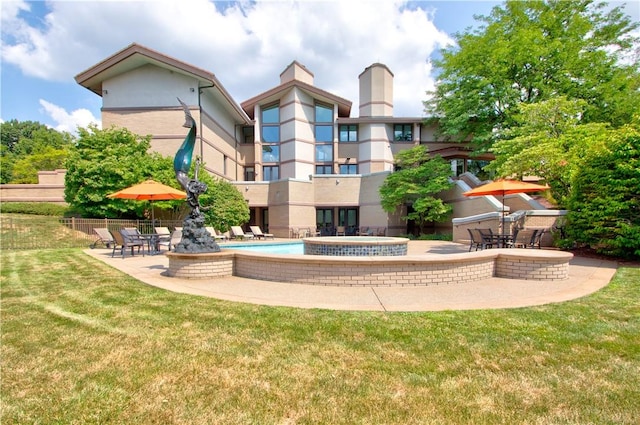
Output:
[64,125,172,218]
[425,0,640,152]
[486,97,610,207]
[565,119,640,259]
[379,146,453,234]
[0,120,74,183]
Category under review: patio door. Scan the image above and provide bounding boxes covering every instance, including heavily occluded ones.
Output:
[316,209,333,236]
[338,208,358,235]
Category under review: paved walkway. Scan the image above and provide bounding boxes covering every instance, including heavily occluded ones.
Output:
[83,240,619,312]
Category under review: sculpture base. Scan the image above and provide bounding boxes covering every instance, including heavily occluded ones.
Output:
[166,251,233,279]
[174,214,220,253]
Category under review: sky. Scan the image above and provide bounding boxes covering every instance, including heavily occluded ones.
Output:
[1,0,638,135]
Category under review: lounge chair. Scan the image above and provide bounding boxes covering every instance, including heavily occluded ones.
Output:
[231,226,254,240]
[250,226,274,240]
[91,228,115,248]
[206,227,229,242]
[111,228,146,258]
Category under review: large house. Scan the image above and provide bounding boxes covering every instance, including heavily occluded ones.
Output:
[75,43,492,237]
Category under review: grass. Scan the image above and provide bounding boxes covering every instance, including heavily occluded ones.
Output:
[1,249,639,424]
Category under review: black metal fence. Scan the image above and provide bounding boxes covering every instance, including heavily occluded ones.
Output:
[0,215,183,250]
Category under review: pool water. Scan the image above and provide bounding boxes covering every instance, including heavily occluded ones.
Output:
[222,242,304,255]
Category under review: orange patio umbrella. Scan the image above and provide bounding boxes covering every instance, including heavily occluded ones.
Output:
[108,179,186,222]
[463,179,550,235]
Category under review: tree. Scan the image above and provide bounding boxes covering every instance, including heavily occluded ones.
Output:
[565,119,640,259]
[424,0,640,152]
[486,97,609,207]
[379,146,453,234]
[65,125,177,218]
[198,173,250,231]
[0,120,74,183]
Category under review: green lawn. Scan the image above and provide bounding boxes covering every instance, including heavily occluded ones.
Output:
[1,249,639,424]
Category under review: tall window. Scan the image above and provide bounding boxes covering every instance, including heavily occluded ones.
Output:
[262,103,280,162]
[394,124,412,141]
[339,124,358,142]
[315,103,334,167]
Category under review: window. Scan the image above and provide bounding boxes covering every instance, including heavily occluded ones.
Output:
[315,104,333,123]
[262,105,279,123]
[263,166,279,181]
[315,103,334,168]
[394,124,412,141]
[315,144,333,162]
[261,103,280,166]
[242,126,254,144]
[262,145,280,162]
[245,166,255,181]
[339,164,357,174]
[262,126,280,143]
[315,125,333,142]
[315,165,333,174]
[339,124,358,142]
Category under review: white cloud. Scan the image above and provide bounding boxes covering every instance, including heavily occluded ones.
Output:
[39,99,100,134]
[1,0,454,117]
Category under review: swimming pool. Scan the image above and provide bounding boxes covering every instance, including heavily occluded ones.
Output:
[222,241,304,255]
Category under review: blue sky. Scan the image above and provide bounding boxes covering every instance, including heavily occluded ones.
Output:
[1,1,637,134]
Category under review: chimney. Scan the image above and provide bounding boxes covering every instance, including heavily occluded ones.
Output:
[358,63,393,117]
[280,61,314,85]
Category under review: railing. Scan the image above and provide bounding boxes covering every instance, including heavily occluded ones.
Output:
[0,215,183,250]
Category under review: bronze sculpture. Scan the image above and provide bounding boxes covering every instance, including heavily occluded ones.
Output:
[173,98,220,253]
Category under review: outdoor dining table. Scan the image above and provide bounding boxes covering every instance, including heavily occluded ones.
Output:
[486,234,514,248]
[140,234,162,255]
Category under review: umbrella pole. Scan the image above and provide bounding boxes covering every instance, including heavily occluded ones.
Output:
[502,193,505,237]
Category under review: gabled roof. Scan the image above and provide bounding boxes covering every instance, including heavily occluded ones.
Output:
[241,79,352,119]
[75,43,251,124]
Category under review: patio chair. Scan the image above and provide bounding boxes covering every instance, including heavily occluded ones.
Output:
[111,228,146,258]
[91,228,115,248]
[170,229,182,250]
[154,227,172,251]
[467,228,493,251]
[512,229,538,248]
[231,226,254,240]
[377,227,386,236]
[531,228,546,249]
[250,226,274,240]
[206,227,229,242]
[336,226,346,236]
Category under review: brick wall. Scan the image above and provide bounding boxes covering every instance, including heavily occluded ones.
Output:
[163,249,574,286]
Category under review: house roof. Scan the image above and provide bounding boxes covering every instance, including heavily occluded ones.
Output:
[241,79,352,119]
[74,43,252,124]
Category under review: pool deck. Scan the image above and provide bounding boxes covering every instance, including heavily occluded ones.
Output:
[84,240,619,312]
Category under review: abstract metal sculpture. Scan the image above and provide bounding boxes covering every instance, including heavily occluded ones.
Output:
[173,98,220,253]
